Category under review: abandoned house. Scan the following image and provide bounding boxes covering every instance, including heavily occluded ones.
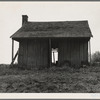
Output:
[10,15,93,69]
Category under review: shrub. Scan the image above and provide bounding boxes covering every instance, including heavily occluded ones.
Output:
[92,51,100,65]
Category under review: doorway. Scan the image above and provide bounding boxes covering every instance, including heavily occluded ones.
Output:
[52,48,58,65]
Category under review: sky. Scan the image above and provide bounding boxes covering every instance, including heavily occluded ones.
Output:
[0,1,100,64]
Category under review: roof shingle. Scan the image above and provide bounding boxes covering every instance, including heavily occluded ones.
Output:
[10,20,93,39]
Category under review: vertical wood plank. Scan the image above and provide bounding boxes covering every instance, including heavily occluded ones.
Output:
[18,41,24,65]
[23,40,28,66]
[84,41,88,63]
[49,38,51,68]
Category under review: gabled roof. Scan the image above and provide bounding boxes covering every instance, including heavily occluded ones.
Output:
[10,20,93,39]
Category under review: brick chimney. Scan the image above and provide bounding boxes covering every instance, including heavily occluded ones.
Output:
[22,15,28,25]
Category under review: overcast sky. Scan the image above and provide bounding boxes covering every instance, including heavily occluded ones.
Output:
[0,1,100,64]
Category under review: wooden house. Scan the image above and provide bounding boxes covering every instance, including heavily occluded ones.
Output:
[10,15,93,69]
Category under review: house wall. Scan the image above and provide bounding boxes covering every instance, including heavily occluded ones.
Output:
[18,38,89,68]
[58,39,88,66]
[18,39,49,69]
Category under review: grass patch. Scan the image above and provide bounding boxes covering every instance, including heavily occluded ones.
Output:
[0,64,100,92]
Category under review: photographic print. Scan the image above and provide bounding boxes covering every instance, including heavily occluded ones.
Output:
[0,1,100,96]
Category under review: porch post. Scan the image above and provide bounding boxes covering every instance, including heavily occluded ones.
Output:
[89,39,91,65]
[12,39,14,64]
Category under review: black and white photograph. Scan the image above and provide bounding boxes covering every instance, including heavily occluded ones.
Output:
[0,1,100,95]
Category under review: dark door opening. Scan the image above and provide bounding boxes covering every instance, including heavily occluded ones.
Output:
[52,48,58,65]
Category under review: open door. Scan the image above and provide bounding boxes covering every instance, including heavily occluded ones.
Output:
[52,48,58,65]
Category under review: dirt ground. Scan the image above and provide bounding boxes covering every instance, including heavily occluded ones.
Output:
[0,64,100,93]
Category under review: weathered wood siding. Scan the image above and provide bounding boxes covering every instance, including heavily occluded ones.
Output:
[18,38,89,68]
[18,41,27,66]
[58,39,88,66]
[70,39,80,66]
[27,39,49,68]
[18,39,49,68]
[58,40,71,64]
[80,41,88,63]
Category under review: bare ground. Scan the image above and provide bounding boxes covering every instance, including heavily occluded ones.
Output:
[0,64,100,93]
